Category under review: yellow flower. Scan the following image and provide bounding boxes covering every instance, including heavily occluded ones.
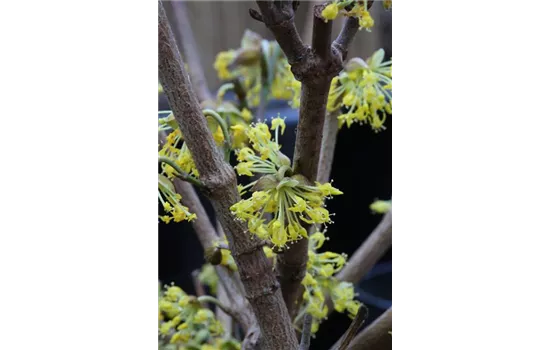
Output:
[370,199,391,214]
[213,50,235,80]
[213,125,225,145]
[328,50,392,130]
[194,309,212,323]
[321,3,339,21]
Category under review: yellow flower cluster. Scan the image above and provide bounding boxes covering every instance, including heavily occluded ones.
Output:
[158,174,196,224]
[213,31,299,107]
[158,284,240,349]
[158,121,199,179]
[327,49,392,130]
[230,118,343,248]
[157,116,200,224]
[298,231,362,333]
[320,1,375,31]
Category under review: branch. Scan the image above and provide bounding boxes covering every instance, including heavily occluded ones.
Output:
[198,295,236,319]
[330,304,368,350]
[336,210,392,284]
[347,307,392,350]
[170,0,212,103]
[192,269,206,297]
[158,156,204,188]
[300,1,320,46]
[312,4,332,60]
[253,0,360,317]
[253,1,308,65]
[332,16,360,61]
[216,276,234,336]
[332,0,374,61]
[317,110,339,184]
[173,179,260,348]
[299,313,313,350]
[158,3,298,349]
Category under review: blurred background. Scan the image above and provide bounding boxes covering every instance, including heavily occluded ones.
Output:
[159,2,392,349]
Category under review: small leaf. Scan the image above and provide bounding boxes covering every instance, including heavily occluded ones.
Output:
[158,174,175,192]
[252,175,278,192]
[233,47,261,66]
[291,174,313,186]
[276,178,299,190]
[240,29,263,49]
[217,102,240,115]
[344,57,368,72]
[277,151,291,167]
[367,49,385,70]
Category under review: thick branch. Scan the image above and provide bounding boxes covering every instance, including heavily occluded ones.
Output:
[255,0,346,317]
[158,3,298,349]
[300,1,319,46]
[347,307,392,350]
[312,5,332,60]
[336,210,392,284]
[170,1,212,103]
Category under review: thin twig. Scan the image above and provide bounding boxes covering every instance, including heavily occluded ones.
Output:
[192,269,206,297]
[330,304,368,350]
[317,110,339,184]
[336,210,392,284]
[197,295,235,318]
[332,16,360,61]
[158,157,204,187]
[347,307,392,350]
[232,78,249,110]
[216,277,234,336]
[299,313,313,350]
[203,109,231,161]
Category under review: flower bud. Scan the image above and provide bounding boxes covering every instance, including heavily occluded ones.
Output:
[204,246,223,265]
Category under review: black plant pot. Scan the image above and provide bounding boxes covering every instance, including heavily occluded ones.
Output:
[158,93,391,349]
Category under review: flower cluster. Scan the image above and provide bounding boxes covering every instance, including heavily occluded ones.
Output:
[157,115,200,223]
[213,30,298,107]
[158,117,199,179]
[158,174,196,224]
[159,284,240,349]
[297,231,362,333]
[327,49,392,130]
[230,118,343,248]
[321,1,375,31]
